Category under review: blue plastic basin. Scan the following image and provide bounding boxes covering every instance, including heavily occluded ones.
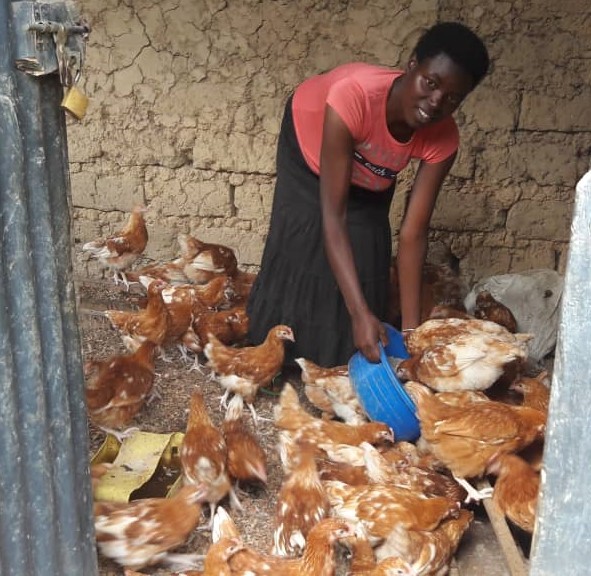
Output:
[348,323,420,442]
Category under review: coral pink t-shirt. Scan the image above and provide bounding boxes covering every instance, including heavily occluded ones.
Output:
[292,63,459,191]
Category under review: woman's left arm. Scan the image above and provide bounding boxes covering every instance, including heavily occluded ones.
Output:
[397,153,456,330]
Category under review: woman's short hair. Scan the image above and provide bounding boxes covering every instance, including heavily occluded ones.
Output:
[414,22,490,87]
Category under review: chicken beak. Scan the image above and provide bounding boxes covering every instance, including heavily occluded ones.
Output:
[388,428,395,443]
[228,538,245,555]
[248,462,268,484]
[138,275,154,290]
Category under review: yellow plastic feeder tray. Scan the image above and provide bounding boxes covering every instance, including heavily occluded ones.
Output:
[90,430,185,502]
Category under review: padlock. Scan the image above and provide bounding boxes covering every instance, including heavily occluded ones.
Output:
[61,85,89,120]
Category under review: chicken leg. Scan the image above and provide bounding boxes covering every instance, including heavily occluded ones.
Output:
[98,425,140,444]
[453,474,494,503]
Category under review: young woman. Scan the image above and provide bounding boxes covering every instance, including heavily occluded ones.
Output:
[247,22,489,367]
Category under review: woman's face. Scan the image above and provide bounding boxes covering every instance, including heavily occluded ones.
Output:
[401,53,475,129]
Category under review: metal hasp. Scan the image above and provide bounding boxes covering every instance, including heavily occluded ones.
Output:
[529,169,591,574]
[12,1,89,76]
[0,1,98,575]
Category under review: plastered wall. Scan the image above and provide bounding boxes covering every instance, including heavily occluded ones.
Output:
[69,0,591,284]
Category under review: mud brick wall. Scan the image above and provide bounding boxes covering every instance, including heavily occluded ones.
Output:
[69,0,591,285]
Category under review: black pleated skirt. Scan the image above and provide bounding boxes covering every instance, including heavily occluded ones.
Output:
[247,96,395,367]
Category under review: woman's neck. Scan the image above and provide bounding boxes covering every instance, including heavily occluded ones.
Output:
[386,75,414,143]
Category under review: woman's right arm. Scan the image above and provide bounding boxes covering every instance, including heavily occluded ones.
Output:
[319,104,386,362]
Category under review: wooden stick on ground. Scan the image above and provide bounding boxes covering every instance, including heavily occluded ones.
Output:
[477,479,528,576]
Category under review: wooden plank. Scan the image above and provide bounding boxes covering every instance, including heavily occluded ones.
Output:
[477,479,528,576]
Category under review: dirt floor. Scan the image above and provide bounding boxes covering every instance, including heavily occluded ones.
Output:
[78,278,353,576]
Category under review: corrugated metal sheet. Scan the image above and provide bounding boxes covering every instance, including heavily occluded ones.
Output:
[0,2,98,574]
[530,169,591,573]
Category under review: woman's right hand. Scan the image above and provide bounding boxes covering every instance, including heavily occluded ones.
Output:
[351,310,388,363]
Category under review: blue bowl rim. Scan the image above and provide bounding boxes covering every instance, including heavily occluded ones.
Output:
[349,323,418,417]
[377,338,417,415]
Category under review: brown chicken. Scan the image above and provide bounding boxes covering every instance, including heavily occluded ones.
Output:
[274,383,394,470]
[181,325,205,368]
[295,357,345,417]
[104,279,171,352]
[181,392,236,528]
[204,324,295,424]
[347,525,415,576]
[295,357,366,425]
[193,275,237,309]
[414,389,546,502]
[215,510,355,576]
[161,284,207,353]
[516,438,545,473]
[396,331,529,392]
[202,537,245,576]
[94,484,207,570]
[122,542,246,576]
[192,306,249,353]
[82,205,148,289]
[473,290,518,333]
[317,442,368,467]
[221,394,268,488]
[231,269,257,303]
[429,389,490,407]
[510,371,551,414]
[428,304,475,320]
[125,259,190,286]
[125,231,220,288]
[84,341,157,440]
[386,440,439,469]
[487,453,540,533]
[375,509,474,573]
[361,441,467,503]
[404,317,531,357]
[316,458,370,486]
[211,504,241,541]
[323,480,458,546]
[138,277,207,354]
[272,442,330,557]
[178,233,238,284]
[388,261,467,327]
[318,440,422,470]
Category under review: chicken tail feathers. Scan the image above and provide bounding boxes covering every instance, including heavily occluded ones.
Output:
[203,332,225,361]
[294,357,311,381]
[212,506,241,543]
[274,381,304,425]
[279,381,300,407]
[224,394,244,421]
[82,240,105,254]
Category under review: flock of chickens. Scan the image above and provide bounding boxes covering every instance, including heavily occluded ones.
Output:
[80,206,551,576]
